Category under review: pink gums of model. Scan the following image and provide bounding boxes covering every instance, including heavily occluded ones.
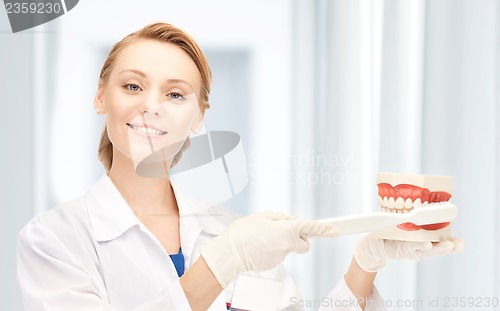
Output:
[373,172,454,242]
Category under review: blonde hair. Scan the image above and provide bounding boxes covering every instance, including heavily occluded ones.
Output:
[97,22,212,172]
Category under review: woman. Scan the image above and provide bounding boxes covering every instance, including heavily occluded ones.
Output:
[17,22,463,311]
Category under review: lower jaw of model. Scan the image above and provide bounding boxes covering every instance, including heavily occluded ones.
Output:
[372,172,454,242]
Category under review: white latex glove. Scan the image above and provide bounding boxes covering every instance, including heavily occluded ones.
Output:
[354,234,464,272]
[201,212,339,288]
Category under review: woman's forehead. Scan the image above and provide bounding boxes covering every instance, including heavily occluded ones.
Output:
[111,39,202,90]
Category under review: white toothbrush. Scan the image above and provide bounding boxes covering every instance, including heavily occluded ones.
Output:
[317,202,458,234]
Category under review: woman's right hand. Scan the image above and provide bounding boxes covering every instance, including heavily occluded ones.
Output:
[201,212,339,288]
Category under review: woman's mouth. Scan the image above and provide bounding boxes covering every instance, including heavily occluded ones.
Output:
[127,123,168,136]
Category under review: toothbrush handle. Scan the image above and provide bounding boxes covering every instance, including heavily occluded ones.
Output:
[319,213,402,234]
[318,204,458,235]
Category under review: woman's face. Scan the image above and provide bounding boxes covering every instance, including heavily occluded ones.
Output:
[95,39,204,170]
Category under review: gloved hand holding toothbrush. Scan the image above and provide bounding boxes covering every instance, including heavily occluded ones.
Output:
[201,212,340,288]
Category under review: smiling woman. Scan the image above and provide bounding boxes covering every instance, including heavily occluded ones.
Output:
[16,22,463,311]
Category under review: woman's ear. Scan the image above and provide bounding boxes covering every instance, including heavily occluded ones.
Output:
[94,85,106,114]
[191,119,204,134]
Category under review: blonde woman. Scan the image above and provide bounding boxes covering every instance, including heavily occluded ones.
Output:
[17,23,463,311]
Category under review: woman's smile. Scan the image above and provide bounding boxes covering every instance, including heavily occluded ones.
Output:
[127,122,168,137]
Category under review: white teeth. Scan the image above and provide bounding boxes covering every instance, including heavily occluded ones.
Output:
[130,125,166,135]
[378,196,426,213]
[395,197,404,210]
[405,198,413,209]
[388,197,395,209]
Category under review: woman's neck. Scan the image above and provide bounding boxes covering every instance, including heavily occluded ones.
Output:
[107,151,178,218]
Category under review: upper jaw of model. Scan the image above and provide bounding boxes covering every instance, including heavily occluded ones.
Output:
[377,172,452,212]
[377,172,452,232]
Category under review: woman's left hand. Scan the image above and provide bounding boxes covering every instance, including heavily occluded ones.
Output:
[354,234,464,272]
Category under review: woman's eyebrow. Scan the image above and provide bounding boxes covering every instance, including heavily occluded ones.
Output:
[118,69,147,77]
[166,79,193,88]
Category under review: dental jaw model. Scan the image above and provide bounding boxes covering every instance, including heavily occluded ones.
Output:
[373,172,453,242]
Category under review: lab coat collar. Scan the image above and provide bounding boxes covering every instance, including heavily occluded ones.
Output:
[85,175,227,243]
[85,175,140,242]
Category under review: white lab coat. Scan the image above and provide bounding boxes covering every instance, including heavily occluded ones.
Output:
[17,175,386,311]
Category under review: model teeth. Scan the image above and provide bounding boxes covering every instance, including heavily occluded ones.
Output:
[388,197,395,209]
[395,197,404,210]
[129,125,166,135]
[404,198,412,209]
[379,196,429,213]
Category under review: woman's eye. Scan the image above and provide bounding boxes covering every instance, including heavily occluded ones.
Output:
[168,92,183,100]
[125,84,141,92]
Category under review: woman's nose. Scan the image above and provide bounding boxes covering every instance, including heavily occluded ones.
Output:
[142,95,166,116]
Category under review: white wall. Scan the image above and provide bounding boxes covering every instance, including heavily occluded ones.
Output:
[0,11,36,310]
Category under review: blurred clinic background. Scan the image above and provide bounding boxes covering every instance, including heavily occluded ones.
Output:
[1,0,499,310]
